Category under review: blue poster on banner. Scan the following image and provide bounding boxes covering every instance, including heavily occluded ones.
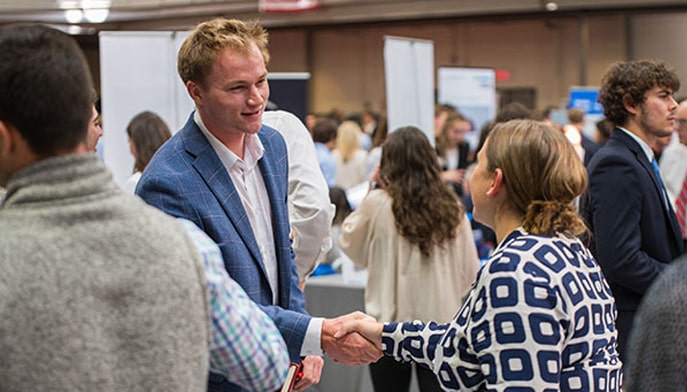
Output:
[569,87,603,115]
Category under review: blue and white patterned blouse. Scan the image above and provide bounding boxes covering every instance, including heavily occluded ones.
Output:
[382,228,622,391]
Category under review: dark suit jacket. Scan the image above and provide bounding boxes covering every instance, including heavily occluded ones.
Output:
[581,133,600,166]
[581,128,683,356]
[137,114,310,391]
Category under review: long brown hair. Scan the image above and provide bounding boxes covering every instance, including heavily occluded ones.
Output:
[380,126,465,257]
[126,111,172,173]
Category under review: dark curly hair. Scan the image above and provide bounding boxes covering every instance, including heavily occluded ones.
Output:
[379,126,465,257]
[599,59,679,127]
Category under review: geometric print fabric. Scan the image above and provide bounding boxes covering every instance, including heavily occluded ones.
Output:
[382,228,623,391]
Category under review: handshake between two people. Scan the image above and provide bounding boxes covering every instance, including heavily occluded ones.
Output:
[288,311,384,392]
[320,311,385,366]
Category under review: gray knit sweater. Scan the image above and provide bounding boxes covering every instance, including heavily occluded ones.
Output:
[625,253,687,391]
[0,154,210,391]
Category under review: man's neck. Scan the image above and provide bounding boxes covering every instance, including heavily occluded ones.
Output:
[216,133,246,159]
[195,112,247,159]
[3,144,89,188]
[622,120,654,146]
[618,125,655,162]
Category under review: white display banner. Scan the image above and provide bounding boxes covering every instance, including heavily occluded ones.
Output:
[383,36,435,145]
[99,31,193,189]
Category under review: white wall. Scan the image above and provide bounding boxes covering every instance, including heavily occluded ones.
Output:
[632,13,687,96]
[99,31,192,188]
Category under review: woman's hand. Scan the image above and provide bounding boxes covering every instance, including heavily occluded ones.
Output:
[333,317,384,351]
[369,165,382,190]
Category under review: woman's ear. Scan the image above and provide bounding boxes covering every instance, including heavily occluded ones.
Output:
[486,168,504,197]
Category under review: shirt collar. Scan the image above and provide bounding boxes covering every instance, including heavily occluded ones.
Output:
[617,127,655,162]
[194,111,264,170]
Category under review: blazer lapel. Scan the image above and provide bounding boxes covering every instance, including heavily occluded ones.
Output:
[614,129,683,247]
[181,117,267,276]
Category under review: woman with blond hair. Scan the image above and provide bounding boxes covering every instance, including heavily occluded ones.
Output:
[337,119,622,391]
[436,110,473,196]
[333,120,368,190]
[339,126,480,392]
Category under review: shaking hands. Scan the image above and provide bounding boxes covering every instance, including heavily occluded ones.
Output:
[321,311,384,366]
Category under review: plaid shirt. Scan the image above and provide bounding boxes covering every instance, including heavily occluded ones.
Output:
[178,218,289,391]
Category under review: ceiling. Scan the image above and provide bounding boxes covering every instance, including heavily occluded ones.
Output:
[0,0,686,32]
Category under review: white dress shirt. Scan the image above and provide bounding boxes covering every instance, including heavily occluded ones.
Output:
[122,171,141,194]
[194,111,324,356]
[660,141,687,207]
[195,112,279,303]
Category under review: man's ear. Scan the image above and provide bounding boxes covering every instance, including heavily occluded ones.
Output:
[0,122,36,187]
[623,94,640,116]
[186,81,203,105]
[0,121,33,160]
[486,168,504,198]
[0,121,12,158]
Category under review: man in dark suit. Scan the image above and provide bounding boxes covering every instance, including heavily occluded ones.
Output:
[582,59,684,361]
[136,18,380,392]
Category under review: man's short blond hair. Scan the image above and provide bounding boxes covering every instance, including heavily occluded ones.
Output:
[177,18,269,86]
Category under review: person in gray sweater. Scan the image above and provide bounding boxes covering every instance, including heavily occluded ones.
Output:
[0,24,213,391]
[624,252,687,391]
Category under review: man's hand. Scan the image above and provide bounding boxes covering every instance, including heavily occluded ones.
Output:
[293,355,323,391]
[321,311,383,365]
[333,316,384,351]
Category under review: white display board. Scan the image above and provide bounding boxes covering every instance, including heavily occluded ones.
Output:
[99,31,193,188]
[437,67,496,148]
[383,36,435,145]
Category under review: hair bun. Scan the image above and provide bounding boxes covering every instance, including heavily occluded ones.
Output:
[524,200,587,236]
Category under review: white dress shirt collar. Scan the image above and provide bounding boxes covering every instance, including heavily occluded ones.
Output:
[617,127,655,162]
[194,111,265,169]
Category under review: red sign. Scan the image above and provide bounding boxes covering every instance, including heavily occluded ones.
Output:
[495,69,511,81]
[259,0,320,13]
